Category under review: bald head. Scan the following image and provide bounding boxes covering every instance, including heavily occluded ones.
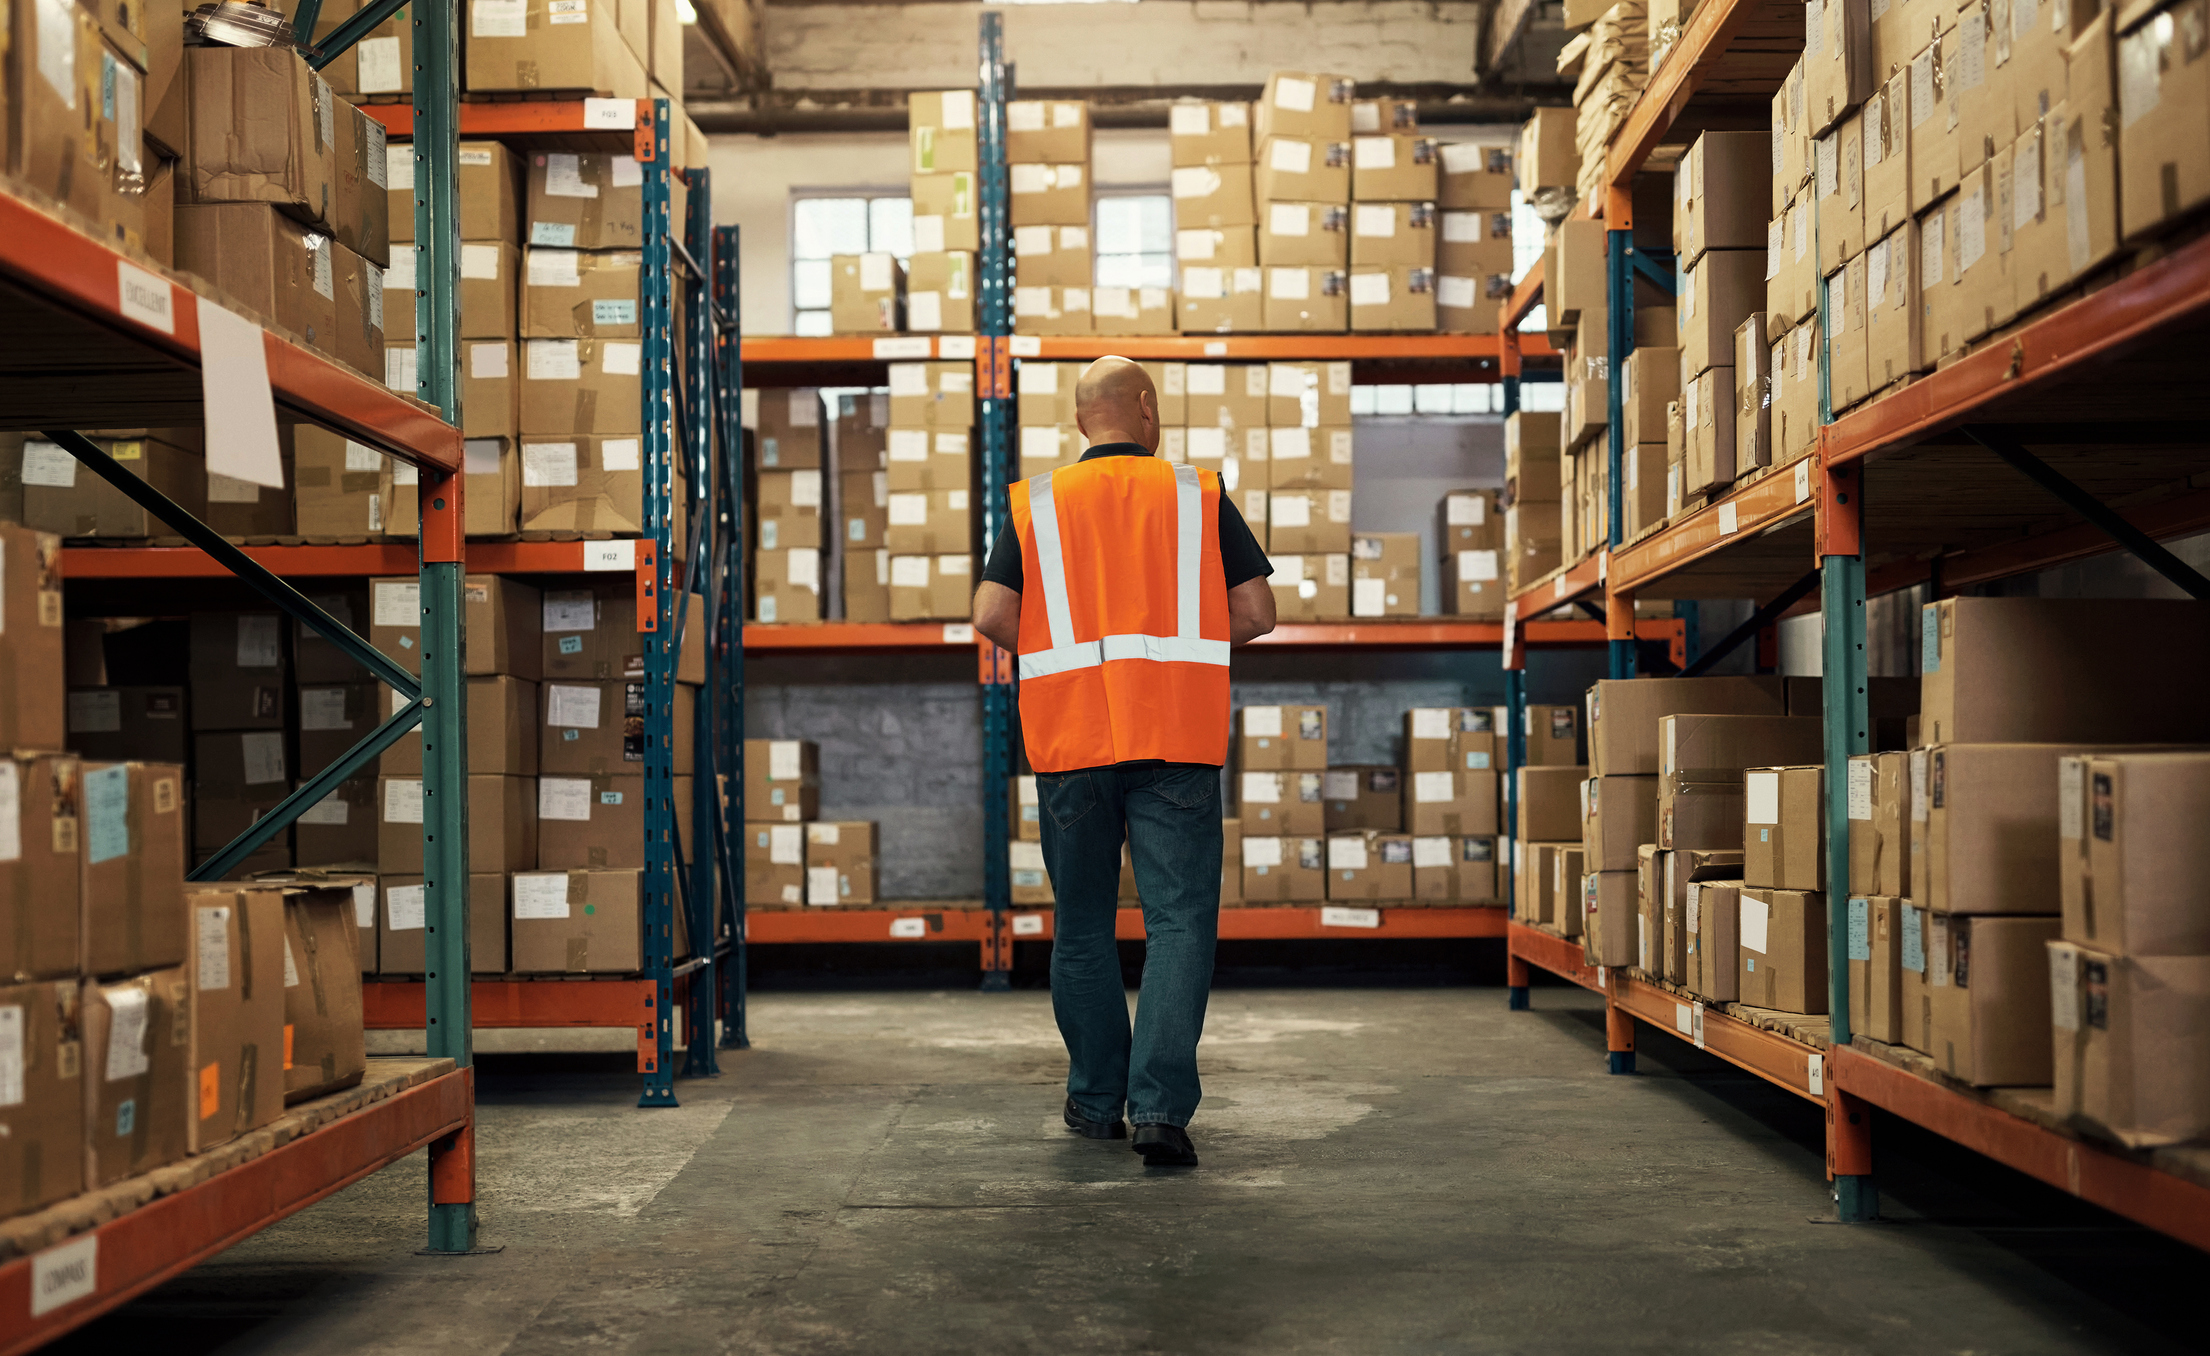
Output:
[1074,355,1160,453]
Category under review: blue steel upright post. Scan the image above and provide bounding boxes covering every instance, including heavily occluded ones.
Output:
[682,167,721,1078]
[713,224,750,1049]
[1499,347,1529,1011]
[638,98,681,1106]
[1606,223,1636,680]
[976,12,1016,991]
[408,0,477,1250]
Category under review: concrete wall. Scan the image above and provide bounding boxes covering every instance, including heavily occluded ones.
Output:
[762,1,1486,93]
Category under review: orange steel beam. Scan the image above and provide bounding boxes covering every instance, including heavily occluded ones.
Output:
[0,195,458,471]
[1609,461,1816,595]
[1606,0,1768,188]
[742,620,977,650]
[364,979,659,1028]
[994,906,1508,943]
[741,334,1559,365]
[1501,258,1546,333]
[745,908,998,943]
[1506,920,1605,993]
[1864,483,2210,597]
[1829,1045,2210,1252]
[1613,975,1826,1102]
[1509,551,1607,620]
[59,539,657,580]
[361,101,640,138]
[0,1068,472,1354]
[1824,231,2210,464]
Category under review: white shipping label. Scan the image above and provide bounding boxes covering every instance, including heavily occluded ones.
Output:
[513,875,572,920]
[1269,139,1314,175]
[384,778,424,823]
[358,35,403,92]
[2051,946,2080,1031]
[769,741,804,780]
[1349,272,1391,307]
[284,938,300,987]
[372,579,421,626]
[1960,186,1987,272]
[353,883,376,928]
[1243,705,1283,737]
[1171,167,1223,201]
[2059,758,2085,839]
[471,0,525,34]
[522,442,580,487]
[387,144,414,190]
[236,614,281,668]
[1271,495,1311,528]
[859,253,894,291]
[1460,551,1498,582]
[603,342,642,376]
[0,1005,22,1113]
[20,441,77,488]
[1446,494,1486,526]
[1745,770,1781,825]
[1353,578,1386,615]
[1268,268,1309,300]
[1740,894,1771,954]
[345,440,383,473]
[386,346,419,393]
[68,690,121,734]
[470,342,511,380]
[1930,915,1953,985]
[1441,211,1482,244]
[1320,907,1381,929]
[1412,836,1452,868]
[528,249,581,288]
[1869,236,1890,305]
[770,824,803,865]
[1848,759,1874,820]
[527,340,582,381]
[300,688,352,732]
[196,907,233,990]
[1911,749,1930,822]
[1170,104,1212,136]
[538,778,593,821]
[808,867,841,905]
[1328,836,1368,871]
[887,363,930,396]
[1354,204,1397,237]
[461,244,502,281]
[547,684,602,728]
[887,494,929,526]
[1436,275,1475,309]
[1268,203,1311,238]
[240,731,285,784]
[889,557,930,588]
[1274,75,1317,112]
[387,884,426,932]
[1324,771,1360,800]
[386,246,418,294]
[1241,772,1282,804]
[1243,837,1283,868]
[104,988,151,1081]
[1271,427,1311,461]
[1411,708,1451,741]
[1354,137,1396,170]
[1413,771,1455,804]
[297,794,348,826]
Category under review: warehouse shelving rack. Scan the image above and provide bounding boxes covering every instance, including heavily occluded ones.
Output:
[1495,0,2210,1251]
[47,99,744,1121]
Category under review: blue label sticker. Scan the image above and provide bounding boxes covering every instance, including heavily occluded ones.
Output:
[1921,604,1939,674]
[85,764,131,865]
[600,791,623,805]
[1746,958,1756,971]
[102,55,117,121]
[563,729,580,741]
[1847,897,1870,961]
[116,1099,135,1137]
[1901,906,1925,972]
[770,789,786,805]
[592,300,637,326]
[400,634,415,649]
[560,635,584,654]
[530,222,577,247]
[1467,752,1491,769]
[1760,828,1770,842]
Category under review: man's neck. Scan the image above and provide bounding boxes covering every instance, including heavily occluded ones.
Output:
[1084,430,1148,450]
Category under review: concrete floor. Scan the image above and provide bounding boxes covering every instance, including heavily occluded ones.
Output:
[48,983,2210,1355]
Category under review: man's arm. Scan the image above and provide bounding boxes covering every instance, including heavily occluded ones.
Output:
[973,580,1021,653]
[1228,575,1276,645]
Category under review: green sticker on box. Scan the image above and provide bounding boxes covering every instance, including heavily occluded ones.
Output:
[85,764,131,864]
[592,300,637,326]
[530,222,577,247]
[1901,906,1925,972]
[560,635,584,654]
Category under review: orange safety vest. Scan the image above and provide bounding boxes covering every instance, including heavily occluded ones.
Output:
[1008,456,1232,772]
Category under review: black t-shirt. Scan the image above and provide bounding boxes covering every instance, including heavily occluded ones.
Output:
[980,443,1273,592]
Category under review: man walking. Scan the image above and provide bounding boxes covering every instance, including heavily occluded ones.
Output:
[972,356,1276,1167]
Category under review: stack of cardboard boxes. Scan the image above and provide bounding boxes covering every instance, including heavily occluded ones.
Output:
[1438,489,1506,619]
[740,739,882,909]
[1509,703,1587,935]
[189,611,294,876]
[752,390,827,623]
[1171,99,1263,332]
[1253,73,1355,334]
[1435,141,1518,334]
[836,392,893,622]
[885,363,979,619]
[1502,410,1562,594]
[1010,99,1104,335]
[1260,361,1358,612]
[1347,99,1440,332]
[907,91,979,335]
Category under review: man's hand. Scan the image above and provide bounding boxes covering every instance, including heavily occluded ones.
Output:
[972,580,1021,654]
[1228,576,1276,646]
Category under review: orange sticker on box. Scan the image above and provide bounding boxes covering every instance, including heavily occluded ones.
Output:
[199,1061,221,1121]
[284,1024,294,1071]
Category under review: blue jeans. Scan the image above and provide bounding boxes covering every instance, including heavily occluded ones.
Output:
[1037,762,1222,1129]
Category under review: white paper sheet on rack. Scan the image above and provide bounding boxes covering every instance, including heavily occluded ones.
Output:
[198,298,284,489]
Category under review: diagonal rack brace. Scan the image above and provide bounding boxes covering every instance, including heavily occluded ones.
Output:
[303,0,409,68]
[195,701,426,880]
[41,431,422,700]
[1679,568,1820,677]
[1963,427,2210,600]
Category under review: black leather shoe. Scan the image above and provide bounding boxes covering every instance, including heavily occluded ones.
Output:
[1064,1097,1126,1140]
[1131,1123,1198,1166]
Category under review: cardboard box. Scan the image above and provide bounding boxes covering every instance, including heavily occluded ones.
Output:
[1184,363,1270,431]
[1093,285,1175,334]
[378,773,538,874]
[523,248,640,340]
[518,434,651,534]
[1923,598,2210,745]
[907,252,975,332]
[1013,284,1094,336]
[1679,249,1766,379]
[1581,774,1658,873]
[1263,489,1350,555]
[0,978,83,1215]
[370,871,505,973]
[523,151,644,249]
[465,0,651,96]
[1009,837,1053,906]
[180,48,329,224]
[744,823,805,907]
[1860,70,1910,243]
[188,611,287,730]
[1848,895,1904,1042]
[293,775,377,868]
[1260,201,1348,267]
[81,966,192,1187]
[3,753,84,985]
[23,434,207,538]
[1347,201,1436,269]
[1323,766,1402,832]
[1738,888,1829,1013]
[181,884,287,1151]
[1516,765,1586,842]
[1170,163,1257,231]
[1438,141,1514,209]
[883,488,972,556]
[281,887,365,1101]
[911,171,979,253]
[369,573,542,679]
[1676,131,1771,266]
[1846,750,1912,898]
[1255,72,1355,141]
[1238,704,1326,771]
[1240,835,1326,902]
[1518,106,1579,191]
[1009,162,1089,228]
[1348,533,1418,616]
[1177,266,1264,331]
[2049,941,2210,1148]
[887,553,973,620]
[177,204,340,358]
[757,468,826,543]
[1927,913,2060,1085]
[752,388,823,469]
[535,774,693,870]
[540,679,695,776]
[1325,831,1414,900]
[65,687,188,764]
[744,739,820,822]
[1519,703,1579,767]
[387,140,519,245]
[2072,753,2210,956]
[1262,266,1349,331]
[510,868,648,972]
[756,546,823,624]
[1405,767,1497,837]
[292,428,390,538]
[909,90,978,173]
[1240,770,1326,836]
[1769,193,1819,325]
[1657,714,1824,850]
[1632,850,1664,971]
[519,337,643,436]
[1583,867,1636,967]
[1742,764,1824,890]
[1171,101,1254,166]
[1348,266,1436,331]
[1266,552,1350,619]
[1350,136,1438,200]
[802,821,878,906]
[1812,116,1867,275]
[1689,880,1741,1000]
[887,361,976,428]
[1011,224,1091,288]
[1585,676,1788,778]
[829,253,904,334]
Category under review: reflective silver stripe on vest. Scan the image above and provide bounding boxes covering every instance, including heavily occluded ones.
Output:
[1025,470,1078,652]
[1019,463,1227,680]
[1174,462,1202,639]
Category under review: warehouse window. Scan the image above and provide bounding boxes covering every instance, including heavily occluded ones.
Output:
[1512,190,1547,332]
[1093,193,1174,288]
[791,195,914,335]
[1351,384,1506,417]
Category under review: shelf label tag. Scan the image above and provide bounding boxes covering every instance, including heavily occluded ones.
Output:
[940,623,973,643]
[889,917,928,939]
[1718,502,1740,535]
[1011,913,1045,936]
[116,262,173,334]
[1203,340,1228,356]
[871,336,932,359]
[1794,459,1813,504]
[1691,1005,1706,1049]
[1552,574,1568,598]
[582,540,636,571]
[1009,335,1043,357]
[582,97,634,129]
[1807,1052,1825,1095]
[936,335,976,359]
[1674,1002,1692,1035]
[1319,906,1381,929]
[31,1235,97,1316]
